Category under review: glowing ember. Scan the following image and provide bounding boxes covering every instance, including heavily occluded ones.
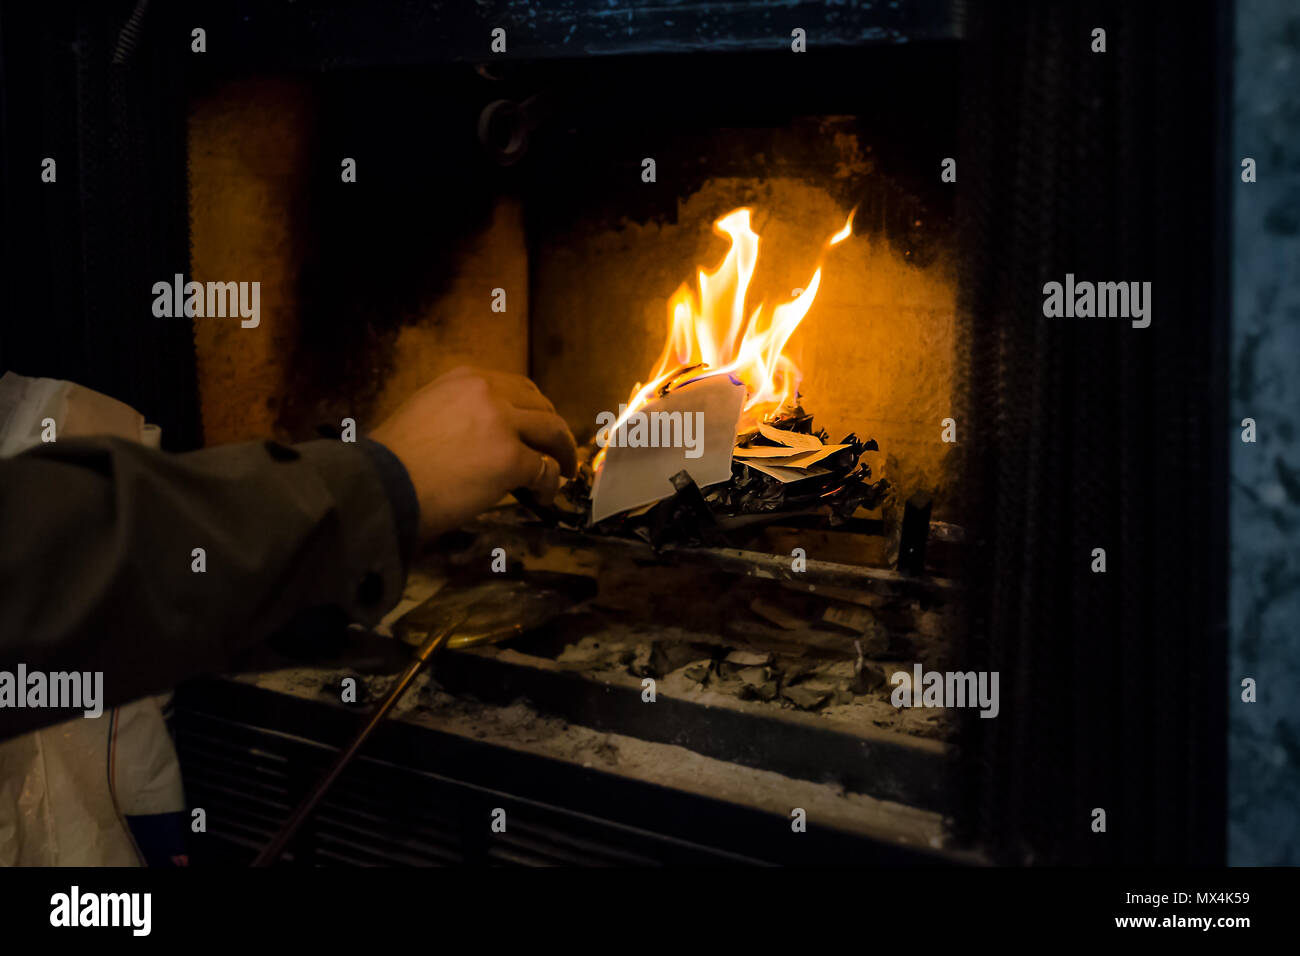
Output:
[595,206,855,470]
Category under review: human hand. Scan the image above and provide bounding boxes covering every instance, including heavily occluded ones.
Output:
[369,366,577,541]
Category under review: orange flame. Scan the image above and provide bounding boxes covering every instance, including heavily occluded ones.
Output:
[595,206,854,468]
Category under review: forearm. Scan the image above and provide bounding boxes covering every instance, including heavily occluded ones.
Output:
[0,436,416,739]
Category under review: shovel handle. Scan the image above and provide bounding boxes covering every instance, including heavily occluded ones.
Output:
[251,620,459,866]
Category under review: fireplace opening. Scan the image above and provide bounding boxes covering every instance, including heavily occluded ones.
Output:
[181,42,968,861]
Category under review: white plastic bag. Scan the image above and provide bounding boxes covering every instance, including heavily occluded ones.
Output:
[0,373,183,866]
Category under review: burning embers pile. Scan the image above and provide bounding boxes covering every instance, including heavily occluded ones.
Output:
[552,207,887,545]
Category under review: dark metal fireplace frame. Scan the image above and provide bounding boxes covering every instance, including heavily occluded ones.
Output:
[1,0,1232,866]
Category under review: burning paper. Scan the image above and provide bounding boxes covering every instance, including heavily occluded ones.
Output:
[587,204,857,524]
[742,460,832,483]
[730,421,845,482]
[734,443,849,466]
[756,422,822,450]
[732,443,849,461]
[589,375,745,524]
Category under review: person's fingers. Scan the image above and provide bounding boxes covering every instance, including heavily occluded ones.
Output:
[511,408,578,478]
[488,371,555,413]
[516,449,562,503]
[444,366,554,413]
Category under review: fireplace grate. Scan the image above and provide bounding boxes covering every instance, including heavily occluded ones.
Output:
[172,678,957,866]
[174,698,750,866]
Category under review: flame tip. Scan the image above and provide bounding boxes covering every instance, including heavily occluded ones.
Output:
[618,205,841,434]
[829,207,856,246]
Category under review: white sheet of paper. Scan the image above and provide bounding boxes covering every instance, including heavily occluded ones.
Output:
[757,422,823,450]
[589,376,746,524]
[763,444,850,468]
[743,460,832,483]
[731,444,815,458]
[733,443,849,465]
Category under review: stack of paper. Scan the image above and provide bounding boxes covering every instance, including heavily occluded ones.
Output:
[733,423,848,483]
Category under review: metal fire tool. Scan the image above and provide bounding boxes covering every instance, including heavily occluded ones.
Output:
[251,577,576,866]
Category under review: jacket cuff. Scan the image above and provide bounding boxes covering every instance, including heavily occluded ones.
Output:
[293,440,408,627]
[357,438,420,577]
